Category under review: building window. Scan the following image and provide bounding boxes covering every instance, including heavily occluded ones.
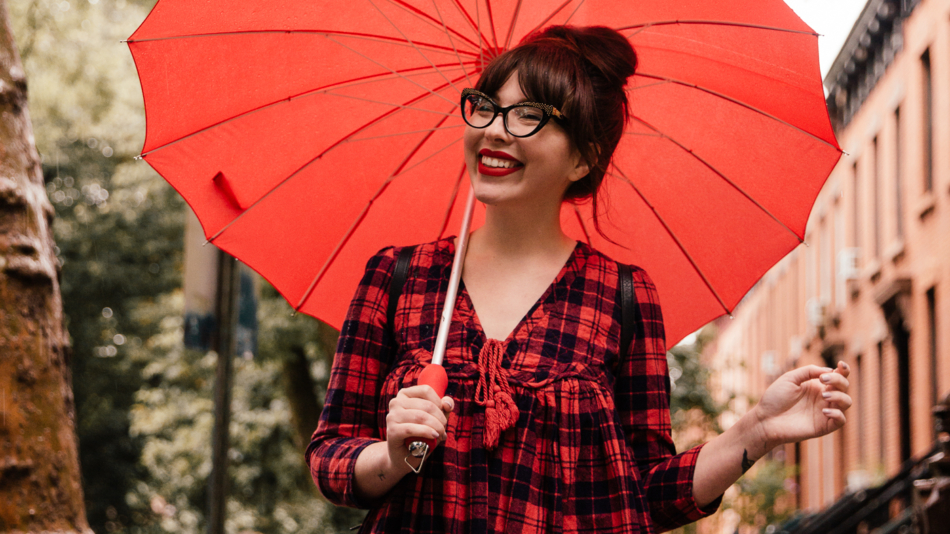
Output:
[873,136,881,258]
[894,106,903,238]
[929,287,938,408]
[878,341,885,464]
[852,161,860,251]
[856,354,864,466]
[921,49,933,193]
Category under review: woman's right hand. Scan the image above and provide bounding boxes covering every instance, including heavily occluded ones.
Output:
[386,385,454,470]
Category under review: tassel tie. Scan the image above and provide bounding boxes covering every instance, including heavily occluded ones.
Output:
[474,339,520,450]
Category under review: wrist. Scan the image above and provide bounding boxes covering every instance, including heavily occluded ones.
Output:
[743,406,776,461]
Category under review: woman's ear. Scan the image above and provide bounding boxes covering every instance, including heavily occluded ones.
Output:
[568,157,590,182]
[568,144,597,182]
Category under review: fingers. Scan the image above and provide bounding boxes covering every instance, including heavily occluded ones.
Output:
[820,369,849,392]
[387,388,453,445]
[834,360,851,378]
[785,364,834,385]
[821,407,847,426]
[821,390,852,410]
[441,396,455,414]
[400,384,445,405]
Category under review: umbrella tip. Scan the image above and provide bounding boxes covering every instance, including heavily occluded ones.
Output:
[134,155,144,161]
[728,314,734,320]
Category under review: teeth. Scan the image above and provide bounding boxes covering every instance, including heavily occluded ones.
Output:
[481,156,519,169]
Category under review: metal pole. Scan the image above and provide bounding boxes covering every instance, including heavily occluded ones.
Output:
[208,250,239,534]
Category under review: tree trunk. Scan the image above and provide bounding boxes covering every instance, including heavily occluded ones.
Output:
[0,1,92,531]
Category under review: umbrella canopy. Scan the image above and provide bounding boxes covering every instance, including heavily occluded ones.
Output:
[128,0,840,346]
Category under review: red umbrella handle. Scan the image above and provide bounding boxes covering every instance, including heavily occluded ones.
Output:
[403,364,448,473]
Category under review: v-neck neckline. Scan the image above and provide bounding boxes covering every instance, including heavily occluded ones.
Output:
[448,238,584,346]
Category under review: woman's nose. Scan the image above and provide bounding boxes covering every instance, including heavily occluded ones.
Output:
[484,114,510,141]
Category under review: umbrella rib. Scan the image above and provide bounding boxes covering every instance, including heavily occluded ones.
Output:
[610,165,731,316]
[351,124,464,142]
[484,0,500,50]
[431,0,476,87]
[385,0,481,52]
[128,29,477,57]
[204,74,471,244]
[572,205,592,246]
[626,79,672,92]
[629,113,804,244]
[368,0,463,95]
[320,91,459,117]
[139,64,469,158]
[448,0,493,54]
[561,0,586,26]
[632,72,840,152]
[502,0,524,51]
[325,34,457,107]
[438,165,469,239]
[524,0,576,39]
[621,20,818,37]
[294,122,463,312]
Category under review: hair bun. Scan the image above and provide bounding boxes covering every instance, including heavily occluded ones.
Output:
[526,26,637,89]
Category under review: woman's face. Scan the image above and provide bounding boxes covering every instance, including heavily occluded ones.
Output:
[463,73,588,211]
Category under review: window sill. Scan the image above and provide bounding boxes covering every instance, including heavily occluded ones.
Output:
[864,258,882,283]
[918,192,936,220]
[886,239,905,264]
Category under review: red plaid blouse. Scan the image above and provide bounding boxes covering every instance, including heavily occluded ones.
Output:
[307,239,720,533]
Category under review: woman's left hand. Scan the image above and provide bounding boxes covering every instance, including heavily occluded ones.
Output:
[751,361,852,450]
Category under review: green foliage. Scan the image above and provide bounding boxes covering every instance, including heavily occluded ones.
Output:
[11,0,186,529]
[668,327,728,448]
[725,460,796,532]
[123,292,348,534]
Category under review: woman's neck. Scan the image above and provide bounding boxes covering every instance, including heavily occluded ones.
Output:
[468,201,576,260]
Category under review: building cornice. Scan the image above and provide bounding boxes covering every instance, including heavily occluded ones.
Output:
[824,0,918,131]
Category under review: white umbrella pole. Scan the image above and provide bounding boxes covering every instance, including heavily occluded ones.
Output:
[405,185,476,473]
[431,185,477,366]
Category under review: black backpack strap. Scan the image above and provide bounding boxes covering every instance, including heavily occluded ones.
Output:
[387,245,416,337]
[618,262,635,357]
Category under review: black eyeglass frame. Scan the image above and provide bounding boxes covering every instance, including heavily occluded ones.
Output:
[460,88,567,138]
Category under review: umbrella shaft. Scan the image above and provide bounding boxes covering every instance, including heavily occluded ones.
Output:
[431,186,476,366]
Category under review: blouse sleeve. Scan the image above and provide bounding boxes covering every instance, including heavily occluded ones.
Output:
[615,266,722,531]
[305,247,397,509]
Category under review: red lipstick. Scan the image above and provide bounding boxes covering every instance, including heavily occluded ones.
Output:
[477,149,523,177]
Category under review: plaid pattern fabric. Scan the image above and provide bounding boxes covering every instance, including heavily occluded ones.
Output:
[307,239,721,533]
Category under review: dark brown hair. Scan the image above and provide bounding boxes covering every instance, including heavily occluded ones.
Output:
[476,25,637,224]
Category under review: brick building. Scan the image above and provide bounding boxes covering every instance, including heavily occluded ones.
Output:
[700,0,949,517]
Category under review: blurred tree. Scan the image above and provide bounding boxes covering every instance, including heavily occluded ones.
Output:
[667,327,729,534]
[123,287,364,534]
[726,459,795,532]
[0,0,91,531]
[10,1,366,531]
[668,326,728,449]
[10,0,186,530]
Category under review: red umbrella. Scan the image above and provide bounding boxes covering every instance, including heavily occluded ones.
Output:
[127,0,840,349]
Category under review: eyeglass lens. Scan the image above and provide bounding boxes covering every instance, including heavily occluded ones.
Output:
[462,95,546,137]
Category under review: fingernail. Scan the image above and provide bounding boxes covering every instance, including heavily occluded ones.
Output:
[822,392,831,399]
[822,408,832,415]
[821,374,831,383]
[430,430,440,439]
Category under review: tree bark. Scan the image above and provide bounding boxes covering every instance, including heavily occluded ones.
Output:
[0,0,92,531]
[282,345,323,451]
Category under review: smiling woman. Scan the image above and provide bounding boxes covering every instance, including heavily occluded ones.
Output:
[306,24,852,534]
